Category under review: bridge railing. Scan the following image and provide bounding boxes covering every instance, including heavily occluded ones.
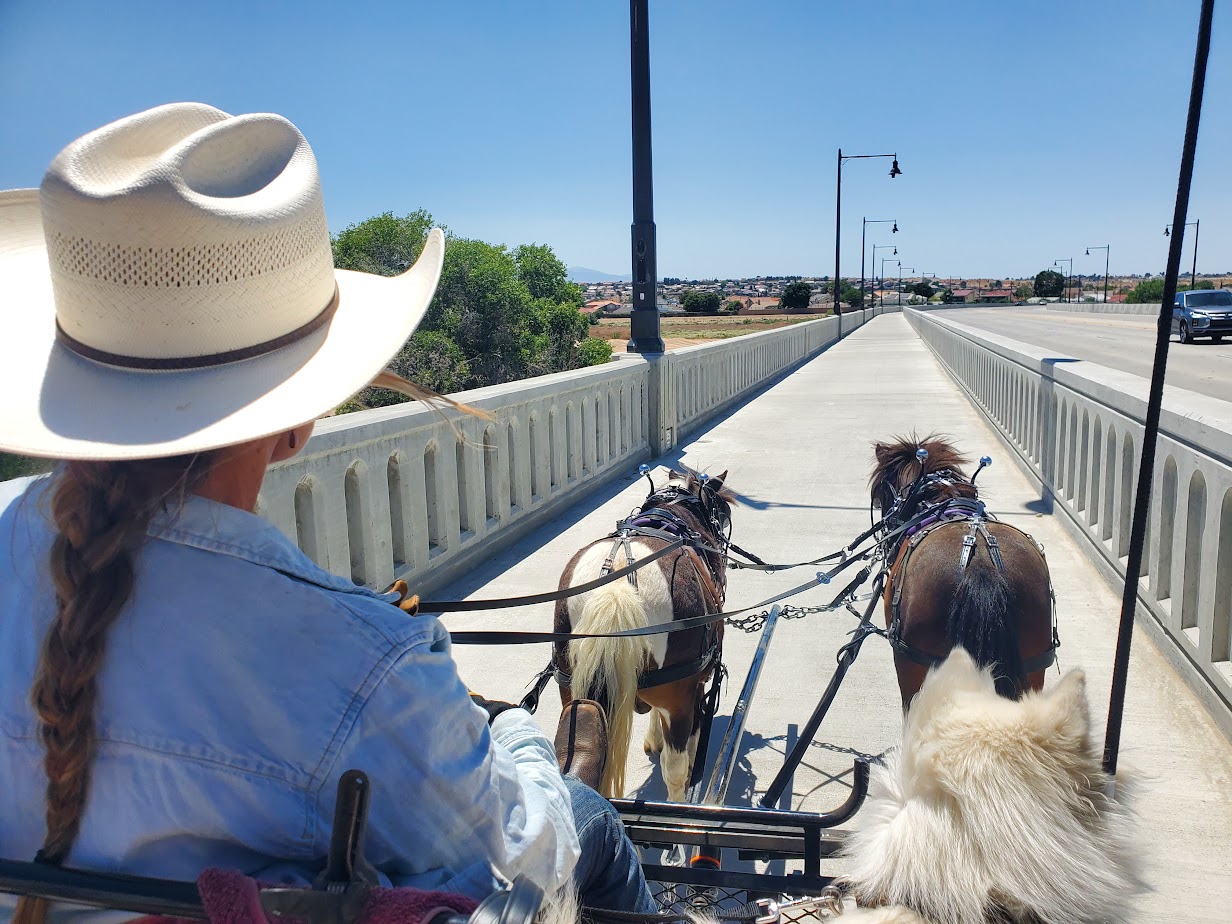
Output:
[906,308,1232,738]
[254,306,886,595]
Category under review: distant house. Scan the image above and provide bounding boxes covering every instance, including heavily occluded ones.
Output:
[977,289,1014,303]
[947,289,976,303]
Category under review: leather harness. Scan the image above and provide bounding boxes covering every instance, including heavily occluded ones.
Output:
[551,486,730,695]
[884,496,1059,673]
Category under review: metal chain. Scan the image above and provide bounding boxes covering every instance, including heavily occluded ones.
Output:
[724,594,877,634]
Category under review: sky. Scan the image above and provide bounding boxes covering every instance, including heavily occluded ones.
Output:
[1,0,1228,281]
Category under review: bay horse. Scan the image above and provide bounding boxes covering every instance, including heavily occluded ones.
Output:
[869,435,1057,705]
[553,468,735,802]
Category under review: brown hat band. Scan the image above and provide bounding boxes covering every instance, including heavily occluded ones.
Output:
[55,286,340,371]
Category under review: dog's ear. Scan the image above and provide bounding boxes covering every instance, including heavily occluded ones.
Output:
[1040,668,1090,747]
[929,647,990,693]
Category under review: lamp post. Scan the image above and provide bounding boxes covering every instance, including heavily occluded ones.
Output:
[880,256,899,305]
[1054,258,1074,303]
[627,0,664,353]
[1085,245,1111,305]
[900,266,915,304]
[835,149,901,316]
[1164,220,1200,290]
[872,244,897,307]
[861,218,897,309]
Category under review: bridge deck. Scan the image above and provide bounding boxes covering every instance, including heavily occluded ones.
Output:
[439,313,1232,922]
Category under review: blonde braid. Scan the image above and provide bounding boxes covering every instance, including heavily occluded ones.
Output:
[14,456,208,924]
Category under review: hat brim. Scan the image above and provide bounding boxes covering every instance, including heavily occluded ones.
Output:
[0,190,444,461]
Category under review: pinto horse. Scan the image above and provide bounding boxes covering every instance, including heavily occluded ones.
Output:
[553,468,735,802]
[869,435,1057,705]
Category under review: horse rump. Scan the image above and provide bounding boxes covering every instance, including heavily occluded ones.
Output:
[947,561,1023,698]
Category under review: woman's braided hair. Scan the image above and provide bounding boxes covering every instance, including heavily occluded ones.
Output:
[13,455,210,924]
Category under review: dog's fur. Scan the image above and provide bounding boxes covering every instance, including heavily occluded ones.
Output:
[841,649,1142,924]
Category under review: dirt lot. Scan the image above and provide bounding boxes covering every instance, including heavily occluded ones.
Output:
[595,313,829,351]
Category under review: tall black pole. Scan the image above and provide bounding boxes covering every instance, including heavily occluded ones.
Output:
[627,0,664,353]
[1104,0,1214,778]
[834,149,843,316]
[1108,246,1118,308]
[860,217,866,310]
[1192,218,1200,290]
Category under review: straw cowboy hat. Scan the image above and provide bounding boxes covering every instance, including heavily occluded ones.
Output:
[0,102,444,461]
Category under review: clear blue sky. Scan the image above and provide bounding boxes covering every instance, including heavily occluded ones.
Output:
[1,0,1228,280]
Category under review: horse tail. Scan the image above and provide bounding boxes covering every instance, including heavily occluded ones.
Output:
[947,561,1023,698]
[568,579,651,799]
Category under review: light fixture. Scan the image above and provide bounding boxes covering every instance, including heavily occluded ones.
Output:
[892,222,899,233]
[893,247,897,256]
[1085,248,1090,256]
[889,158,902,178]
[1164,227,1170,237]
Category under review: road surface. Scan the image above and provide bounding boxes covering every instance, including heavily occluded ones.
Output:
[943,307,1232,402]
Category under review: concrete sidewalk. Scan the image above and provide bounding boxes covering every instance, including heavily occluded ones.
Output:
[439,313,1231,923]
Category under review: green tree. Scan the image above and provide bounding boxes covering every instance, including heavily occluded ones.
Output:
[513,243,583,306]
[680,290,722,313]
[334,215,605,412]
[1126,278,1166,303]
[1033,269,1065,298]
[781,281,813,312]
[1014,284,1033,301]
[721,298,745,315]
[906,281,934,299]
[578,337,614,366]
[332,210,437,276]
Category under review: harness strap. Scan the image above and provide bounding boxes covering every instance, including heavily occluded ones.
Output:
[413,539,684,613]
[551,642,722,695]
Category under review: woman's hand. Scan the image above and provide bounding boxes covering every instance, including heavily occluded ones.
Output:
[469,692,518,724]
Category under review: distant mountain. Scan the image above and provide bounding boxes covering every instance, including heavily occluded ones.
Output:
[568,266,631,283]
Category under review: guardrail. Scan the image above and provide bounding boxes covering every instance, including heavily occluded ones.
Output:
[252,306,886,594]
[906,308,1232,738]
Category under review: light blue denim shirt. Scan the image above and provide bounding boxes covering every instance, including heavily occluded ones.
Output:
[0,476,579,920]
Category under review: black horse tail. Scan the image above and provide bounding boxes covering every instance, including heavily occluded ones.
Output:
[947,563,1023,698]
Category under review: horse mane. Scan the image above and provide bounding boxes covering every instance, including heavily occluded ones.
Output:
[868,432,976,510]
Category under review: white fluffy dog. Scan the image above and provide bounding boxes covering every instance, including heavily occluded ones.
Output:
[840,649,1143,924]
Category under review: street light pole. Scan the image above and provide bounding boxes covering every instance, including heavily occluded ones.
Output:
[872,244,896,307]
[1086,245,1111,305]
[861,218,897,310]
[1165,220,1200,290]
[835,150,901,316]
[1054,258,1074,303]
[627,0,664,353]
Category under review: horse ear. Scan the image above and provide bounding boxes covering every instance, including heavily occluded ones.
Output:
[708,470,729,490]
[873,442,895,464]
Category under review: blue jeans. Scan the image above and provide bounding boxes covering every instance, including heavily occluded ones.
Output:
[563,776,658,913]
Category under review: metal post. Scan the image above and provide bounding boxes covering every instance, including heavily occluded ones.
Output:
[834,149,843,316]
[1105,247,1110,306]
[627,0,664,354]
[860,217,865,310]
[1192,218,1200,291]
